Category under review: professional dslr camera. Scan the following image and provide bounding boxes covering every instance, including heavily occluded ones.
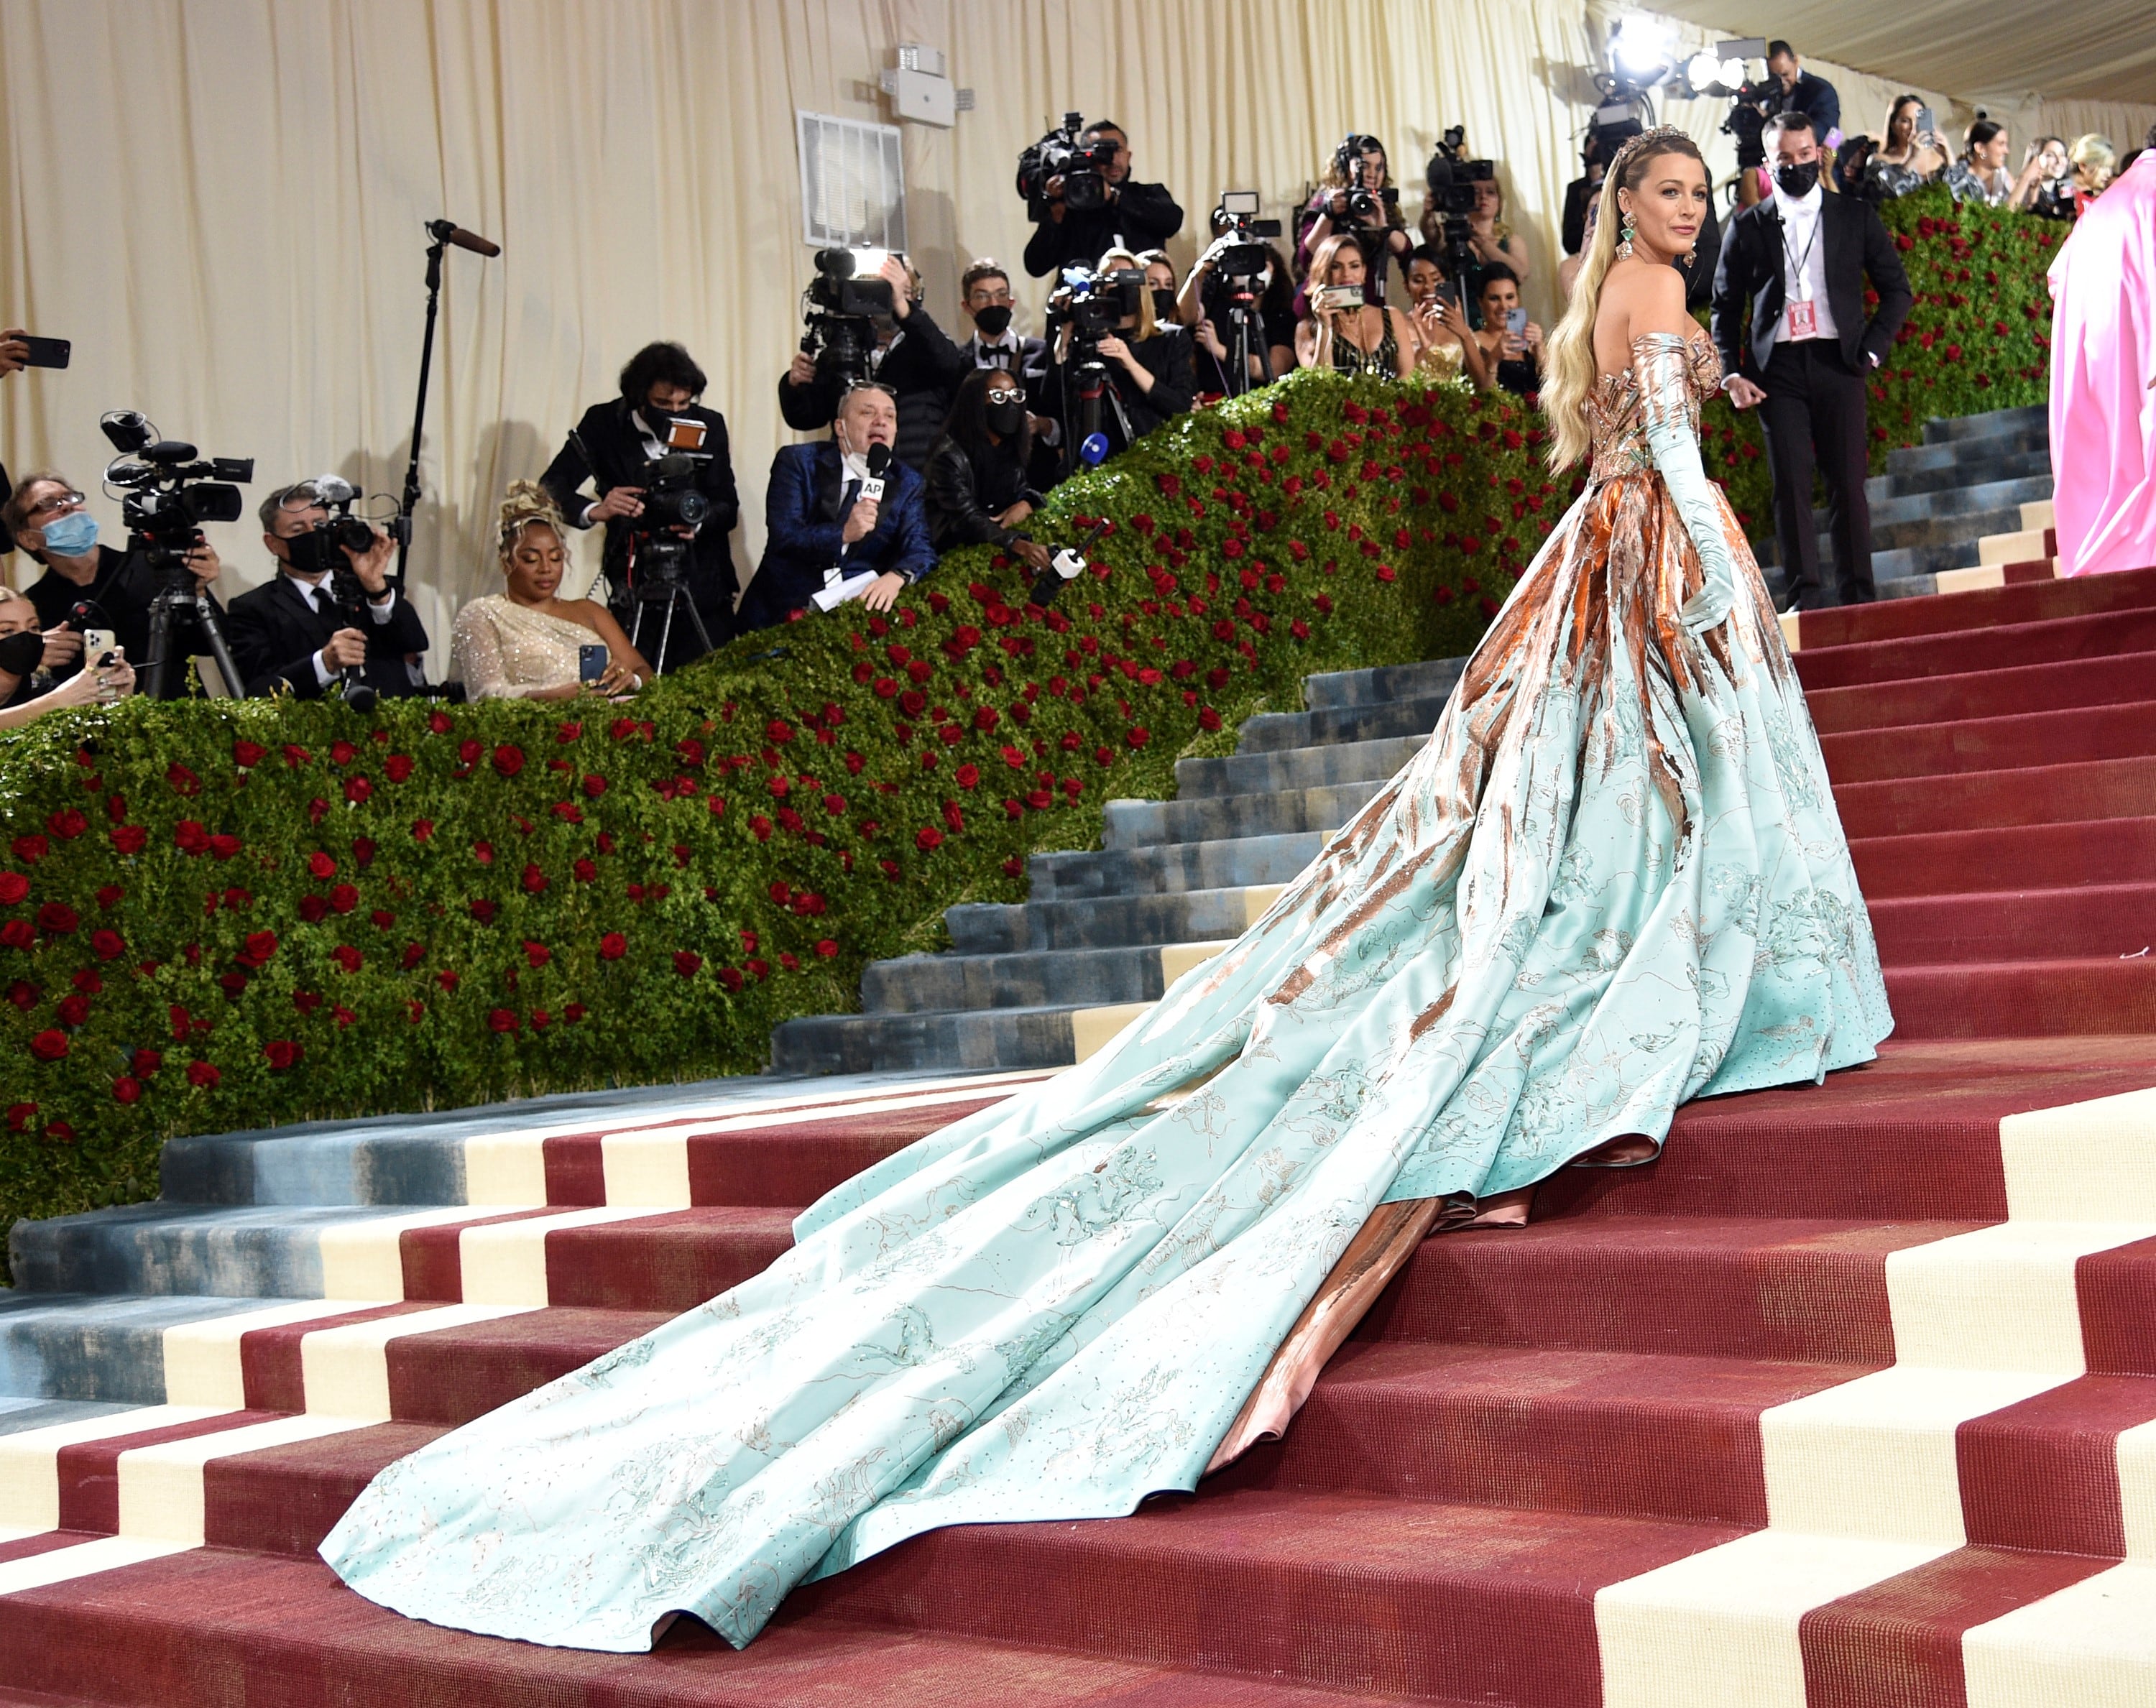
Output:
[1210,190,1282,281]
[1333,136,1400,223]
[98,410,252,700]
[800,247,897,387]
[1048,263,1143,354]
[280,474,403,709]
[1016,112,1120,216]
[1424,126,1495,280]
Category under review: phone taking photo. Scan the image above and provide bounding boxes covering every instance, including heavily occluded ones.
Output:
[1915,106,1936,143]
[579,642,609,685]
[82,627,116,660]
[1313,284,1365,313]
[1505,308,1529,338]
[19,336,69,369]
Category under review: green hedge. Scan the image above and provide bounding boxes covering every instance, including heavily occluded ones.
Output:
[1700,185,2059,540]
[0,187,2060,1250]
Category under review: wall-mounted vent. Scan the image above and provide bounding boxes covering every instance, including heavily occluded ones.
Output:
[797,111,906,250]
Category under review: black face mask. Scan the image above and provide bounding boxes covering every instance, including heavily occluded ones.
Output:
[0,631,47,678]
[972,304,1013,338]
[1151,289,1179,326]
[985,400,1026,438]
[1776,160,1820,198]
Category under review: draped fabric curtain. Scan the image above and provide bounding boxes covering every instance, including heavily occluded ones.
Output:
[1,0,2138,669]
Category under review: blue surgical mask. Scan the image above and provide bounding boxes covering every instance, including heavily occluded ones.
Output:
[38,511,98,558]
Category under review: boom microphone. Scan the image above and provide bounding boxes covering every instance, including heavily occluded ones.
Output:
[426,219,501,258]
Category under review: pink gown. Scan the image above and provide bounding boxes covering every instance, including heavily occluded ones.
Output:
[2048,152,2156,578]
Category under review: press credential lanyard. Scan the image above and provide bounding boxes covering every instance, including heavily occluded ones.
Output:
[1780,208,1822,341]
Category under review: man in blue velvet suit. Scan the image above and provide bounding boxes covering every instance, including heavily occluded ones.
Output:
[740,382,936,630]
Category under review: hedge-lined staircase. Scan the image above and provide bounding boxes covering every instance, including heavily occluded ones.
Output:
[4,413,2156,1703]
[776,403,2094,1079]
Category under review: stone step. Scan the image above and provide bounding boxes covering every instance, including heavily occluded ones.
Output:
[0,1292,280,1406]
[862,938,1233,1015]
[770,1003,1106,1077]
[1855,474,2053,537]
[1172,732,1426,800]
[1765,536,1979,584]
[1922,402,2047,445]
[1026,828,1327,900]
[1303,653,1480,712]
[1102,777,1388,849]
[1873,443,2052,502]
[945,883,1284,956]
[1888,423,2047,478]
[1235,684,1457,755]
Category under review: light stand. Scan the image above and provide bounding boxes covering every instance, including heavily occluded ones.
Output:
[395,218,500,587]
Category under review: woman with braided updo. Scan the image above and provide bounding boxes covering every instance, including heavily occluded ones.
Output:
[326,135,1886,1661]
[450,481,651,700]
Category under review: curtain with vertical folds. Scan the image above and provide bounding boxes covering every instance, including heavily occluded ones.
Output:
[1,0,2135,665]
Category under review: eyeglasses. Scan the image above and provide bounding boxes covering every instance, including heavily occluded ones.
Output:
[985,387,1023,404]
[29,490,85,517]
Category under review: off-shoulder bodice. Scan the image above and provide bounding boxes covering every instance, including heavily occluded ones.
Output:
[1585,332,1723,484]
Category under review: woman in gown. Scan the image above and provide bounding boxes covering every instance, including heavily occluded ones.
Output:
[452,482,652,700]
[324,128,1889,1652]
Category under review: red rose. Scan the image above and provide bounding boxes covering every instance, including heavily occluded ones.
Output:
[1199,706,1222,731]
[330,739,358,766]
[469,899,497,924]
[672,951,703,978]
[915,826,944,852]
[330,884,358,913]
[333,1007,356,1029]
[412,818,435,841]
[459,739,483,765]
[573,858,597,883]
[208,834,242,860]
[488,1008,520,1033]
[0,873,26,905]
[11,835,47,865]
[6,1102,35,1130]
[91,928,125,961]
[1,920,33,950]
[29,1029,68,1062]
[332,946,362,972]
[244,930,279,963]
[973,706,999,732]
[599,932,627,960]
[556,721,583,744]
[1095,745,1114,767]
[132,1048,162,1077]
[283,744,312,767]
[955,763,980,789]
[563,1002,586,1023]
[47,808,86,840]
[188,1061,224,1091]
[942,801,965,833]
[815,939,838,959]
[472,841,495,865]
[344,776,373,805]
[437,969,460,991]
[233,740,267,769]
[525,941,552,968]
[750,816,773,842]
[740,930,759,953]
[384,754,414,783]
[263,1039,304,1070]
[299,895,328,923]
[56,994,90,1028]
[1126,727,1151,749]
[522,863,548,894]
[582,774,608,798]
[309,851,337,880]
[719,966,745,992]
[37,902,78,935]
[113,1076,142,1104]
[167,762,203,796]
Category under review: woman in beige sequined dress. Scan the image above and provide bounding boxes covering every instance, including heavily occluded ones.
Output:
[452,482,652,700]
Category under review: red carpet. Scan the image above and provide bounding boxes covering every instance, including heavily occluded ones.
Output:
[3,570,2155,1704]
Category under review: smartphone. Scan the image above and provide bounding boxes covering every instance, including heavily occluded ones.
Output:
[1915,106,1935,142]
[663,416,709,452]
[578,642,609,684]
[1313,284,1365,313]
[1506,308,1529,338]
[19,336,69,369]
[82,627,116,659]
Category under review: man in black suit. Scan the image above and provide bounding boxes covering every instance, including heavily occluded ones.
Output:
[1713,113,1912,609]
[226,481,430,698]
[780,254,966,474]
[954,258,1061,486]
[540,341,740,670]
[1021,121,1183,278]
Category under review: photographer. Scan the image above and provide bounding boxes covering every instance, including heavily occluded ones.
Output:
[1042,252,1195,465]
[1737,44,1843,208]
[780,254,964,474]
[1021,120,1183,280]
[3,471,223,680]
[541,341,740,668]
[1713,112,1912,610]
[1467,265,1542,397]
[0,588,132,724]
[0,328,28,560]
[2017,137,2075,218]
[1294,234,1415,379]
[924,369,1050,573]
[1296,136,1414,306]
[741,382,934,632]
[226,481,431,699]
[1183,221,1298,396]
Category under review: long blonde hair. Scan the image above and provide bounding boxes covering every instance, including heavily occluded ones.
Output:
[1542,129,1705,473]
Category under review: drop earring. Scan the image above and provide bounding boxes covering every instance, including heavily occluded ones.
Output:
[1616,209,1637,260]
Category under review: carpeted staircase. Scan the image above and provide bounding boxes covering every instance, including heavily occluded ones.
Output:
[2,458,2155,1702]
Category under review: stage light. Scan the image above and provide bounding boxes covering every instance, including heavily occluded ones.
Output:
[1611,15,1672,79]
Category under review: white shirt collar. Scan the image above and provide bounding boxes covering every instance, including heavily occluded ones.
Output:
[975,328,1020,354]
[839,447,872,484]
[1773,180,1824,223]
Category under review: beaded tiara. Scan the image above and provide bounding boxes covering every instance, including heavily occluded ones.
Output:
[1610,124,1698,177]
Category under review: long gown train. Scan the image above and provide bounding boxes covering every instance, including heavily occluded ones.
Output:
[321,333,1892,1651]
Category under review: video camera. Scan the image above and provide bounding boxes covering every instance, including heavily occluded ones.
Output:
[1017,113,1120,215]
[1050,263,1144,351]
[1333,137,1400,224]
[1424,128,1494,280]
[801,248,897,388]
[1211,190,1282,280]
[634,451,712,534]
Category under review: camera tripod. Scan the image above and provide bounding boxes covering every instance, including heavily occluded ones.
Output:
[1217,290,1276,398]
[139,544,244,701]
[622,537,713,678]
[1063,354,1136,477]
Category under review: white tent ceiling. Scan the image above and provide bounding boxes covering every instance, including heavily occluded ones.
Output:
[1648,0,2156,105]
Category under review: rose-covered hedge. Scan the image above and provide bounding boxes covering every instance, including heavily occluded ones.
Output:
[0,188,2060,1252]
[1699,185,2059,541]
[0,370,1560,1250]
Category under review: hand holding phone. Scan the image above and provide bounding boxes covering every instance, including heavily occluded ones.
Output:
[1313,284,1365,314]
[579,642,610,685]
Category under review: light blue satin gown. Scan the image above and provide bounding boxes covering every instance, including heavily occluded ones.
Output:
[322,335,1891,1651]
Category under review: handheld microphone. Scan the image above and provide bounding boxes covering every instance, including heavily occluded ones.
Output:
[1028,514,1115,609]
[426,219,501,258]
[860,443,893,504]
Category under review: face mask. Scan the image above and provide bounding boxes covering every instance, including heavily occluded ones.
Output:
[972,304,1013,338]
[1776,160,1820,198]
[38,511,97,558]
[1151,289,1179,325]
[985,400,1026,437]
[0,631,45,678]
